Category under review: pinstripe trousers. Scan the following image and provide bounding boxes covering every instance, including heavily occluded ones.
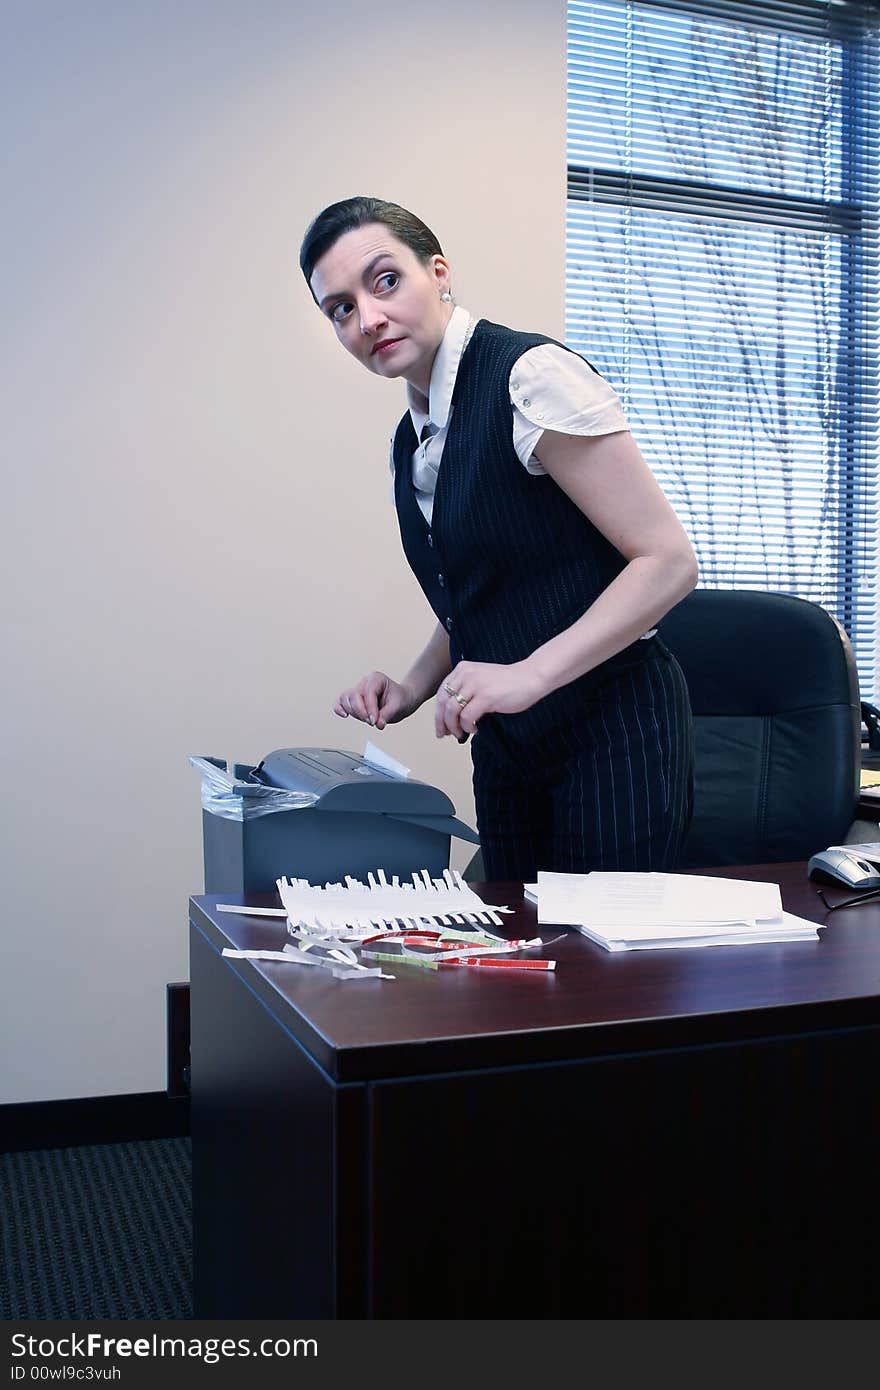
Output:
[470,639,694,880]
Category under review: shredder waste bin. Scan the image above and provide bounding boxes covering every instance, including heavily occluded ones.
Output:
[191,747,480,894]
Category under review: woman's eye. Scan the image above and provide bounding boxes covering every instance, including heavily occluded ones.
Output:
[376,272,399,293]
[330,301,353,323]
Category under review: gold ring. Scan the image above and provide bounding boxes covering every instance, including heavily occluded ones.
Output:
[443,682,470,708]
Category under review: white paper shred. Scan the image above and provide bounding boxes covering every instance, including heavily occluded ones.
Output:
[275,867,513,939]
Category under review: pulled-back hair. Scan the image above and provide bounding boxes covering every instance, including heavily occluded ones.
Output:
[299,196,443,295]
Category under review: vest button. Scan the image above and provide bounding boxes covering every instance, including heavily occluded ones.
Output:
[445,617,454,632]
[438,573,445,588]
[427,533,434,548]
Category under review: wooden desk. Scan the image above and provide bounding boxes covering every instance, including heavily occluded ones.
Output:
[189,864,880,1318]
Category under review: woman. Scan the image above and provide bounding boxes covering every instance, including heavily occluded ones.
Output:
[300,196,697,879]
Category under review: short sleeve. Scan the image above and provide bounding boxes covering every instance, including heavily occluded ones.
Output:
[509,343,629,474]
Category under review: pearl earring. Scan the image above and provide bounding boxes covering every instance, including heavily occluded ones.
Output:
[440,290,453,303]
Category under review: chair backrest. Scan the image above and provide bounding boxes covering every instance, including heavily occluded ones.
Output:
[658,589,861,868]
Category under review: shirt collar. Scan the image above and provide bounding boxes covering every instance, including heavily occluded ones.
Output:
[406,305,475,435]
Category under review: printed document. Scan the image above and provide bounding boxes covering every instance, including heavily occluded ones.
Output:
[533,871,821,951]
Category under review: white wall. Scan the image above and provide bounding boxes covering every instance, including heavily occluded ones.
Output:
[1,0,566,1103]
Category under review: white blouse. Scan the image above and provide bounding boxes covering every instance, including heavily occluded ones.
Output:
[390,305,630,525]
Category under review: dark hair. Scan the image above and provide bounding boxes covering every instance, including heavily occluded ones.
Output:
[299,196,443,297]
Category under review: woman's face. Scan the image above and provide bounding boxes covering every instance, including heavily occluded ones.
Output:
[309,223,453,393]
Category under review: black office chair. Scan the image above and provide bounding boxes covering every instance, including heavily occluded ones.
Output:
[659,588,862,868]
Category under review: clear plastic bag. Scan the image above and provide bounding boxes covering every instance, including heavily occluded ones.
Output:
[189,756,318,823]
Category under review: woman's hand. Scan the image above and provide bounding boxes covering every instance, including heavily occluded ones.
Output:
[435,660,547,739]
[334,672,418,730]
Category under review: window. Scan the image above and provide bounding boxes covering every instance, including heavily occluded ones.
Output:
[567,0,880,696]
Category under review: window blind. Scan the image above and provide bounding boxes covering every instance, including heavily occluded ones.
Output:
[566,0,880,697]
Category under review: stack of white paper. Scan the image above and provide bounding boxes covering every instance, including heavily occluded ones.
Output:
[531,871,822,952]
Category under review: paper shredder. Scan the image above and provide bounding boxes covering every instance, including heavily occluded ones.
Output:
[194,747,480,894]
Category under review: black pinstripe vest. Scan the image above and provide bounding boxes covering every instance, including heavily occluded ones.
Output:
[392,318,655,742]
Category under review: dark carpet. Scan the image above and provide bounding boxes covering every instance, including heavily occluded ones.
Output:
[0,1137,192,1320]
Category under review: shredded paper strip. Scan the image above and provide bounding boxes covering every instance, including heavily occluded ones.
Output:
[219,868,557,981]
